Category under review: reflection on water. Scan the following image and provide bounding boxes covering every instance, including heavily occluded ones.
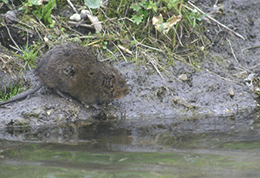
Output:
[1,114,260,177]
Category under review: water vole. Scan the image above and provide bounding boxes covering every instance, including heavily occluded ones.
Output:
[0,43,129,107]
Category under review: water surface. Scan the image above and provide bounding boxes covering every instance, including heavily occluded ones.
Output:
[1,114,260,178]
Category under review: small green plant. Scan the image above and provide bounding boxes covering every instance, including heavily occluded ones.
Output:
[19,0,35,14]
[163,0,181,10]
[98,0,208,68]
[19,39,40,70]
[19,0,56,27]
[102,41,108,49]
[130,0,157,25]
[41,0,56,27]
[0,82,25,102]
[1,0,8,4]
[186,9,204,28]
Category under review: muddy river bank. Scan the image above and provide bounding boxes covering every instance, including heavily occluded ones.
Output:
[1,0,260,177]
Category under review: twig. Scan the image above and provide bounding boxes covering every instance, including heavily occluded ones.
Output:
[18,21,34,29]
[205,69,234,83]
[100,8,122,27]
[133,36,164,52]
[32,12,50,41]
[112,41,128,62]
[227,39,247,71]
[34,27,44,41]
[151,60,166,83]
[3,19,20,51]
[67,0,78,14]
[118,17,133,22]
[118,44,133,55]
[87,40,100,46]
[148,36,168,51]
[187,1,245,40]
[249,63,260,70]
[10,24,34,35]
[141,51,167,83]
[62,23,84,36]
[102,48,118,61]
[68,21,94,29]
[8,44,21,52]
[79,35,98,39]
[172,25,183,46]
[241,45,260,53]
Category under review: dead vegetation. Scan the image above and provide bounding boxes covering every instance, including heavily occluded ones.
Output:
[0,0,228,70]
[1,0,257,99]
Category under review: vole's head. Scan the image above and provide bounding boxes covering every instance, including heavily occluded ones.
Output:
[103,68,129,99]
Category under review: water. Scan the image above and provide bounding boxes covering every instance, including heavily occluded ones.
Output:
[1,114,260,178]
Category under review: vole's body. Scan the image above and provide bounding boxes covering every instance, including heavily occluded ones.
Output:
[0,43,129,106]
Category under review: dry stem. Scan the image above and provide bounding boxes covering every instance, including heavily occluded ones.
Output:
[187,1,245,40]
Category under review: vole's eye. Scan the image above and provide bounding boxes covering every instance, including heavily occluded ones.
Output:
[119,82,124,88]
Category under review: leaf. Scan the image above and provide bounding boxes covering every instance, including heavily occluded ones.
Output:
[131,40,136,45]
[48,17,52,23]
[33,9,42,20]
[142,10,149,19]
[84,0,102,9]
[152,14,182,34]
[130,3,141,11]
[87,14,102,32]
[131,14,144,25]
[29,0,43,5]
[152,14,164,32]
[42,0,56,25]
[147,1,157,12]
[139,0,148,8]
[1,0,8,4]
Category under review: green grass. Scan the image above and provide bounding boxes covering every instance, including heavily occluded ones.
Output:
[0,82,25,102]
[19,40,40,70]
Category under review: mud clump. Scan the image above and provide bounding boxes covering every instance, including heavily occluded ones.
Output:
[0,43,129,107]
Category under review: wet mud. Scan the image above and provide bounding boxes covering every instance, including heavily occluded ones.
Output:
[0,0,259,128]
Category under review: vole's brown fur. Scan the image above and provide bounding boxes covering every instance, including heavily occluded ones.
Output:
[0,43,129,107]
